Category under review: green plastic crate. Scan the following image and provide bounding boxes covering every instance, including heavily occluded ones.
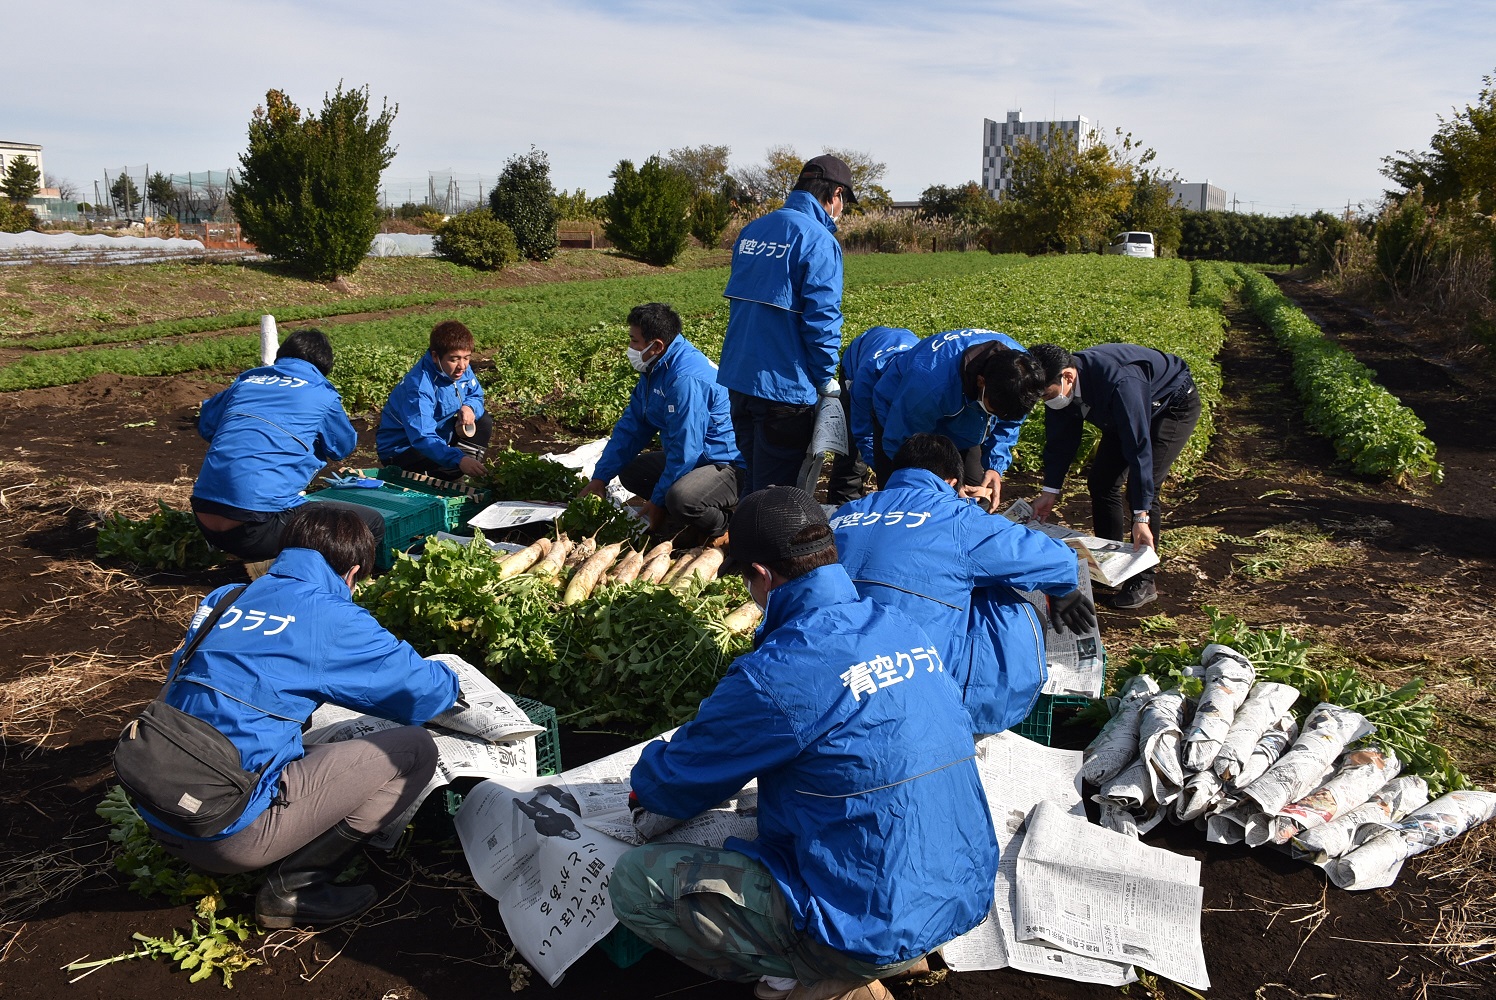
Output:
[305,488,445,570]
[513,695,561,777]
[375,467,491,532]
[1013,654,1108,747]
[597,924,652,969]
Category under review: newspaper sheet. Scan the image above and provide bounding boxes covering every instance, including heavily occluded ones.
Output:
[454,733,760,986]
[1240,703,1372,815]
[1289,776,1429,862]
[1180,645,1255,772]
[304,654,541,848]
[944,733,1136,986]
[467,501,568,531]
[1081,675,1160,786]
[1017,555,1106,697]
[1269,748,1400,845]
[1326,790,1496,890]
[1002,499,1159,588]
[1016,800,1210,989]
[1213,682,1299,786]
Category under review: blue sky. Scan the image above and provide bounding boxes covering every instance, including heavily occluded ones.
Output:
[9,0,1495,215]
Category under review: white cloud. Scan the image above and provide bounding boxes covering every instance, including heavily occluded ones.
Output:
[14,0,1496,213]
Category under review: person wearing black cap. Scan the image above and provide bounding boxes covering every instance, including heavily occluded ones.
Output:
[611,486,999,1000]
[718,155,856,495]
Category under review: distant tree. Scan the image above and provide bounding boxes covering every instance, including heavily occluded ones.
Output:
[985,127,1137,254]
[0,200,40,233]
[489,146,559,261]
[147,171,179,219]
[109,172,141,215]
[603,156,693,266]
[689,184,734,248]
[435,211,519,270]
[230,84,397,279]
[1383,70,1496,213]
[919,182,992,224]
[1118,169,1182,255]
[666,144,731,194]
[3,156,41,203]
[553,188,603,219]
[45,174,77,202]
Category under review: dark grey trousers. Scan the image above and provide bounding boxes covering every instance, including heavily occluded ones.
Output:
[618,452,740,538]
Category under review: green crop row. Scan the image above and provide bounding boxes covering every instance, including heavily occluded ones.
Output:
[1236,267,1441,484]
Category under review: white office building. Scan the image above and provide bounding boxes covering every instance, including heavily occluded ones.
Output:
[981,111,1091,198]
[1169,181,1229,212]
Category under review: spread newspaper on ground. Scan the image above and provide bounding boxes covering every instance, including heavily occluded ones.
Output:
[1016,799,1210,989]
[304,653,542,849]
[1002,499,1159,589]
[455,734,763,986]
[944,732,1136,986]
[1018,560,1105,697]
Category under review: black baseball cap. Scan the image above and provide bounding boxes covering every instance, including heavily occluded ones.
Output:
[730,487,835,566]
[799,154,858,204]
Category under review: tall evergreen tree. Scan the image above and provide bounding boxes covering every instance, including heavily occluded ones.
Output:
[1,156,41,203]
[603,156,693,266]
[490,147,559,261]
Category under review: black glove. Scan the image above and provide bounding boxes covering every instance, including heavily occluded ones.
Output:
[1049,588,1097,634]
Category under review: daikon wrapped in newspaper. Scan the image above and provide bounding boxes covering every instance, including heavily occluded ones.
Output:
[1175,768,1228,823]
[1080,674,1161,786]
[1240,703,1373,815]
[1095,756,1164,837]
[1326,790,1496,890]
[1181,645,1254,772]
[1268,748,1400,845]
[1290,776,1429,862]
[1139,690,1194,805]
[1205,800,1267,845]
[1213,682,1299,785]
[1231,712,1299,790]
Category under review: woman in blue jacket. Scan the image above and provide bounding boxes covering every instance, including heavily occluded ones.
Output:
[140,506,461,928]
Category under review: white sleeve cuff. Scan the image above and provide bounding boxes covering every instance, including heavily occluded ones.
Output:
[1040,486,1062,495]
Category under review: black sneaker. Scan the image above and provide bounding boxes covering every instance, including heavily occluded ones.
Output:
[1111,577,1158,609]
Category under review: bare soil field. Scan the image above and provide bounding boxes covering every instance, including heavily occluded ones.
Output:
[0,281,1491,1000]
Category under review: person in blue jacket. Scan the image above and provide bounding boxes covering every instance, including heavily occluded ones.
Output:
[1026,343,1200,610]
[376,320,491,480]
[831,434,1095,734]
[611,486,999,1000]
[191,328,385,562]
[141,505,461,928]
[718,155,854,495]
[823,325,920,504]
[582,303,741,539]
[872,328,1047,502]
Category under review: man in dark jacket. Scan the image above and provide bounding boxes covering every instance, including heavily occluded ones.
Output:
[583,303,741,539]
[718,155,854,494]
[1027,343,1201,608]
[191,328,384,562]
[611,487,998,1000]
[140,505,461,928]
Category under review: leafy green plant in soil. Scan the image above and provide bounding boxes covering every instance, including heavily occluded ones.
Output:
[97,502,228,571]
[478,448,585,502]
[556,493,646,546]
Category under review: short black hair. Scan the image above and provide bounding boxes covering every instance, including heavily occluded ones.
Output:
[276,329,334,376]
[281,505,377,580]
[891,433,963,483]
[978,348,1047,420]
[759,524,837,581]
[792,175,845,208]
[1028,344,1076,386]
[626,302,682,346]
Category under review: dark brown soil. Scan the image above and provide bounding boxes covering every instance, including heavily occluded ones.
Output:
[1,285,1493,1000]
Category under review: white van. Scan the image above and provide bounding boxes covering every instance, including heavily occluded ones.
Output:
[1105,231,1156,258]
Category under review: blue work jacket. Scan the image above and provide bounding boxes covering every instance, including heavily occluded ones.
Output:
[873,329,1027,473]
[192,358,357,518]
[376,352,487,468]
[591,336,741,505]
[718,191,844,406]
[1041,343,1193,512]
[842,326,919,467]
[630,563,998,965]
[144,547,459,840]
[831,467,1079,733]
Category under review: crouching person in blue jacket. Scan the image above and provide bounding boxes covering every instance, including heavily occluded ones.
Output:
[191,328,385,562]
[140,506,461,928]
[582,303,742,540]
[376,320,492,480]
[831,434,1096,734]
[611,487,999,1000]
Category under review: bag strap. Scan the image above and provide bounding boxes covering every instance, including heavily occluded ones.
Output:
[161,584,250,696]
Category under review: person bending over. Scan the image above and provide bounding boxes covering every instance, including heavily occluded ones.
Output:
[582,303,741,540]
[377,319,492,480]
[832,433,1094,734]
[191,328,385,562]
[611,486,998,1000]
[132,506,461,928]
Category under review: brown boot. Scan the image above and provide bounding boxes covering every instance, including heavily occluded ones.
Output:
[786,979,891,1000]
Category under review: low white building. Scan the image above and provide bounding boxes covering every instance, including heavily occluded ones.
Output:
[1169,181,1228,212]
[0,141,44,187]
[981,111,1092,198]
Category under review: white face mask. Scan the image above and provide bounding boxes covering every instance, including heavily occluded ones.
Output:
[626,346,653,373]
[1045,391,1073,410]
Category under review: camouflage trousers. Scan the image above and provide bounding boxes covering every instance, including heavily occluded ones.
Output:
[609,843,920,986]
